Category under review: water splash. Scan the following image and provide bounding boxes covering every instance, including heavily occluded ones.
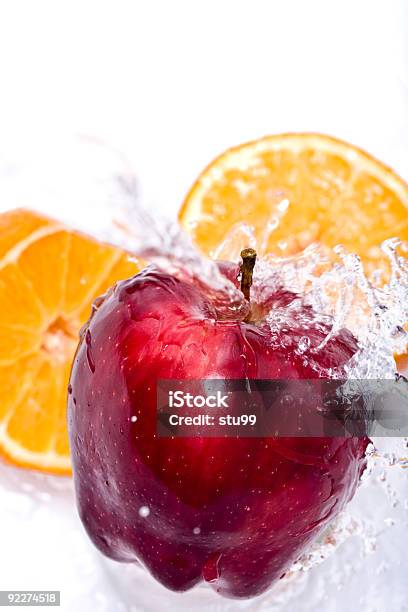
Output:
[105,194,248,320]
[251,238,408,380]
[82,165,408,385]
[1,134,406,369]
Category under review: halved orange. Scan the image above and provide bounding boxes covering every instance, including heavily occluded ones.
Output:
[179,133,408,269]
[0,208,141,474]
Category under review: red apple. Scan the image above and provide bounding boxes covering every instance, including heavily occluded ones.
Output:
[68,256,369,599]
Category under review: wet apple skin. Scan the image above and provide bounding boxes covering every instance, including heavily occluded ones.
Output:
[68,267,369,598]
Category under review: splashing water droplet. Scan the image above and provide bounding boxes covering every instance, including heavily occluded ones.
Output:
[297,336,311,354]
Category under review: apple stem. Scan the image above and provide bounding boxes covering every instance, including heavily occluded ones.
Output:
[240,248,257,302]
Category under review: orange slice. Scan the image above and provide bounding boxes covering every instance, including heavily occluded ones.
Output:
[0,208,141,474]
[179,133,408,269]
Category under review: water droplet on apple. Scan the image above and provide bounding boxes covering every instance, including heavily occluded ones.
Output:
[138,505,150,518]
[297,336,311,354]
[281,394,293,406]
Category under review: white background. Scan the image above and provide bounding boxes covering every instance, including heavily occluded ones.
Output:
[0,2,407,611]
[0,0,407,212]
